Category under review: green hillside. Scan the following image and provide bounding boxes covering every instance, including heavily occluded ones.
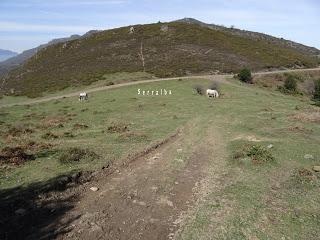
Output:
[2,22,319,97]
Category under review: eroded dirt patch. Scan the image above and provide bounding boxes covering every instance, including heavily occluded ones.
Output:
[289,109,320,123]
[0,147,35,166]
[56,123,209,240]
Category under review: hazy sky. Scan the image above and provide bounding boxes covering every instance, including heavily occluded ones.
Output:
[0,0,319,53]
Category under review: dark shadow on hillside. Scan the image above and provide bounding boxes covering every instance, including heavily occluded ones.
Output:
[0,171,89,240]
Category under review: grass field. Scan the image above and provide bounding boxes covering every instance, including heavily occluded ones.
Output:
[0,76,320,239]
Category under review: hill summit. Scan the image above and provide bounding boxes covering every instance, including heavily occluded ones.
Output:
[2,20,319,97]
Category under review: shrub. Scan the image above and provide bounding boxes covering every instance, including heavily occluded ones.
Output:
[246,145,275,164]
[237,68,252,83]
[193,84,204,95]
[313,79,320,101]
[208,81,220,91]
[59,147,99,164]
[284,75,297,92]
[291,168,319,187]
[233,144,275,164]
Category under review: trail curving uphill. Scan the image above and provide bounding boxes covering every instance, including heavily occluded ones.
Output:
[1,67,319,109]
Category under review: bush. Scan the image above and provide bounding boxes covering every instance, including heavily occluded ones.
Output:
[193,84,205,95]
[59,147,99,164]
[313,79,320,101]
[237,68,252,83]
[208,81,220,91]
[233,144,275,164]
[284,75,297,92]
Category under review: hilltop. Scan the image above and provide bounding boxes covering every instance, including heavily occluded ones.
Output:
[176,18,320,56]
[1,20,319,97]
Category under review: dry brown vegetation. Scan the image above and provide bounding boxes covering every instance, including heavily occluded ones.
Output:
[0,147,35,166]
[289,110,320,123]
[59,147,99,164]
[73,123,89,130]
[107,122,129,133]
[40,116,66,128]
[118,131,148,141]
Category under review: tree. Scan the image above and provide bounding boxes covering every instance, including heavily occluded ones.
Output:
[284,75,297,92]
[237,68,252,83]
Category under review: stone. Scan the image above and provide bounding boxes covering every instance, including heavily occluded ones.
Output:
[304,154,314,159]
[312,166,320,172]
[90,187,99,192]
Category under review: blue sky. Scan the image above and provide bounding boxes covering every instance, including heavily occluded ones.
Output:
[0,0,319,53]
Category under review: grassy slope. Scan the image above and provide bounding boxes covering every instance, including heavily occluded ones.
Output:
[1,77,320,238]
[3,22,319,97]
[0,71,154,106]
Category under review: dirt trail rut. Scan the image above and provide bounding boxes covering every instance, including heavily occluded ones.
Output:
[29,119,226,240]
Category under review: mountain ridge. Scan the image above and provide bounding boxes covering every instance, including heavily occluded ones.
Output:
[175,18,320,56]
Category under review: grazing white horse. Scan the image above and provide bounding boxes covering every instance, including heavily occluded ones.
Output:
[206,89,219,98]
[79,92,88,101]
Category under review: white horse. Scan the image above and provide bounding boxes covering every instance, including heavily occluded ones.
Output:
[79,92,88,101]
[206,89,219,98]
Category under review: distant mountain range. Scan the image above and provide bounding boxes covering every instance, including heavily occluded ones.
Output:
[1,19,319,97]
[0,49,18,62]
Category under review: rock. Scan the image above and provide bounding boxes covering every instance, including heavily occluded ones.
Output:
[304,154,314,159]
[90,187,99,192]
[267,144,273,149]
[313,166,320,172]
[15,208,26,215]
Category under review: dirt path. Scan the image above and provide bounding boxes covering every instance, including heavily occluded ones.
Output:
[19,119,226,240]
[1,67,319,109]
